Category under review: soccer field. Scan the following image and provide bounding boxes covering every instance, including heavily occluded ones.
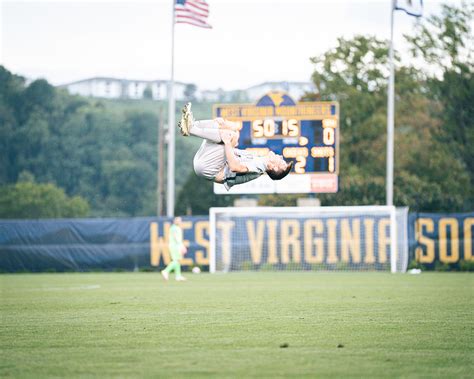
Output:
[1,272,473,378]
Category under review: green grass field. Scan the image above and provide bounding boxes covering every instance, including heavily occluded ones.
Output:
[1,272,473,378]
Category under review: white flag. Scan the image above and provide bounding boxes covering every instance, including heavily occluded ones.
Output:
[394,0,423,17]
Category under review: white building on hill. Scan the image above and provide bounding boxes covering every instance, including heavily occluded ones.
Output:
[60,77,187,101]
[59,78,315,103]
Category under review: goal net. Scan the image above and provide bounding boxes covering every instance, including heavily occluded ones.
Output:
[209,206,409,273]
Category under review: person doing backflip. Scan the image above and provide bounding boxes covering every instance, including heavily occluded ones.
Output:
[178,103,293,190]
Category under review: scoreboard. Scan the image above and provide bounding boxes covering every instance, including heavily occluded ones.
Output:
[213,91,339,194]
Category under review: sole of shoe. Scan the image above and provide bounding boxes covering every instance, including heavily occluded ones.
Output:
[178,120,188,136]
[179,103,193,136]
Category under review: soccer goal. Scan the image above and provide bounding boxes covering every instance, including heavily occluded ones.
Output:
[209,206,409,273]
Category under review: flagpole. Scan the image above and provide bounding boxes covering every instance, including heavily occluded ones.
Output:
[387,0,395,207]
[167,0,176,218]
[387,0,397,273]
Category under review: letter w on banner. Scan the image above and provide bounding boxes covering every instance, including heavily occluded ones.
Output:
[175,0,212,28]
[394,0,423,17]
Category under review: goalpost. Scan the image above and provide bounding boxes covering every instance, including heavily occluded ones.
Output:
[209,206,409,273]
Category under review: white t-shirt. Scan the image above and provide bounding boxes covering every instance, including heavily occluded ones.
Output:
[223,149,267,190]
[235,149,267,173]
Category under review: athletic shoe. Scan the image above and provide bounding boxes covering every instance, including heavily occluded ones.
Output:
[175,275,187,281]
[178,102,194,136]
[161,270,169,281]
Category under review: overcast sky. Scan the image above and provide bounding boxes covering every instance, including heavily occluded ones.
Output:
[0,0,464,90]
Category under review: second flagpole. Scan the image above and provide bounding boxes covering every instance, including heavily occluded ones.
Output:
[387,0,396,273]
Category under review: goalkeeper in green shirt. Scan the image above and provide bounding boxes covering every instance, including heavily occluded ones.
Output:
[161,217,187,281]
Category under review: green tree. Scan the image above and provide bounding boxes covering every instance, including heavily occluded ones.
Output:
[304,35,397,205]
[0,66,167,217]
[0,67,25,183]
[405,1,474,209]
[304,31,470,211]
[0,181,89,218]
[102,158,155,216]
[175,172,232,215]
[405,2,473,72]
[143,85,153,100]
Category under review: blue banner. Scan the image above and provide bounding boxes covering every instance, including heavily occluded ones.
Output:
[0,212,472,272]
[0,217,209,272]
[408,212,473,268]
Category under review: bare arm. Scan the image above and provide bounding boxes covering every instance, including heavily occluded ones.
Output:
[214,170,225,183]
[225,143,248,173]
[221,132,248,173]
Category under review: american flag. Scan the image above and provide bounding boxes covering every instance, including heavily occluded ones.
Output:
[175,0,212,29]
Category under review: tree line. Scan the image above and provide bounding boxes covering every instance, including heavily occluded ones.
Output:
[0,68,211,218]
[0,2,472,218]
[306,2,473,212]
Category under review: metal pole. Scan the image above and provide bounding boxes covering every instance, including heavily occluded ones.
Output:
[157,106,165,216]
[166,1,176,217]
[388,1,397,272]
[387,1,395,206]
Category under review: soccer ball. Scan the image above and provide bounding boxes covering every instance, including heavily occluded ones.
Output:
[192,266,201,274]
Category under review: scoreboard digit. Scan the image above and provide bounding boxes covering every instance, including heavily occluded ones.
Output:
[213,91,339,194]
[251,119,300,138]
